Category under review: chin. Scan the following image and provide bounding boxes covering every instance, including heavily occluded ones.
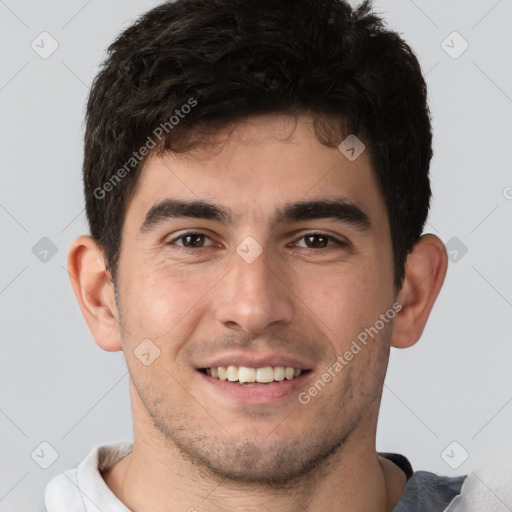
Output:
[168,431,350,487]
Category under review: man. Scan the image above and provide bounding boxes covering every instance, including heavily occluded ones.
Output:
[42,0,467,510]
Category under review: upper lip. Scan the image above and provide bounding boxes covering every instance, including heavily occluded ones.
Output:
[196,352,315,370]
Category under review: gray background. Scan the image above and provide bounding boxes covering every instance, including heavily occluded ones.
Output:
[1,0,511,510]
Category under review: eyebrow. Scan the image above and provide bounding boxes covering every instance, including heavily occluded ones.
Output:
[138,197,371,233]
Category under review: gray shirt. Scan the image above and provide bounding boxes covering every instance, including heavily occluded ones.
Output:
[381,453,466,511]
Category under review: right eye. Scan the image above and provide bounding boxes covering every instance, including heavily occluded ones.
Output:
[167,232,215,249]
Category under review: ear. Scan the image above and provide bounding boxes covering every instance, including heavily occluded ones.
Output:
[67,235,122,352]
[391,234,448,349]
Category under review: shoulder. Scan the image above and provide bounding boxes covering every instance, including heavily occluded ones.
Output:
[379,453,466,512]
[43,442,133,512]
[392,471,466,512]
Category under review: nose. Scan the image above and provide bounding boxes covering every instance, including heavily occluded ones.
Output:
[214,246,295,335]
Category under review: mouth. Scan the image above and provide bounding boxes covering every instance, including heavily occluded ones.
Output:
[194,353,316,404]
[196,363,313,405]
[199,365,311,384]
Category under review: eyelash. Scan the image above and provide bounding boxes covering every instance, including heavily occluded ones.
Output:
[166,231,349,252]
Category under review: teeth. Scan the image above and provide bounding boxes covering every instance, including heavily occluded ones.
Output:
[256,366,273,383]
[274,366,285,381]
[239,367,256,383]
[203,365,304,383]
[227,365,238,382]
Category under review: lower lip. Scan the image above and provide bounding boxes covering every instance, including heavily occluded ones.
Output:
[197,370,312,404]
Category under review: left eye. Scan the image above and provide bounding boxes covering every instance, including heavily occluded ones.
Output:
[294,233,346,249]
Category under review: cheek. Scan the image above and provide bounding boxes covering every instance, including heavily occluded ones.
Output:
[306,265,373,320]
[119,261,214,344]
[296,258,393,352]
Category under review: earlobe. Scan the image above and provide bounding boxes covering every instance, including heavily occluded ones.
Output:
[391,234,448,349]
[67,235,123,352]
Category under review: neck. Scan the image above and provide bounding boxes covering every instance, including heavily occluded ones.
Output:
[103,430,406,512]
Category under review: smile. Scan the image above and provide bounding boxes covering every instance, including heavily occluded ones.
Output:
[200,365,309,384]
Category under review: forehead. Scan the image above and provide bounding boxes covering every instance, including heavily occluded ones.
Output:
[125,114,387,232]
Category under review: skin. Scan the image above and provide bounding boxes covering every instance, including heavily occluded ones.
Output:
[68,114,448,511]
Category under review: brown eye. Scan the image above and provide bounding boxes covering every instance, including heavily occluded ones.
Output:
[295,233,347,250]
[304,234,329,248]
[168,232,213,248]
[181,234,205,247]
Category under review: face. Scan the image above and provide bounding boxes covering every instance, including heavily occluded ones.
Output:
[115,114,397,484]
